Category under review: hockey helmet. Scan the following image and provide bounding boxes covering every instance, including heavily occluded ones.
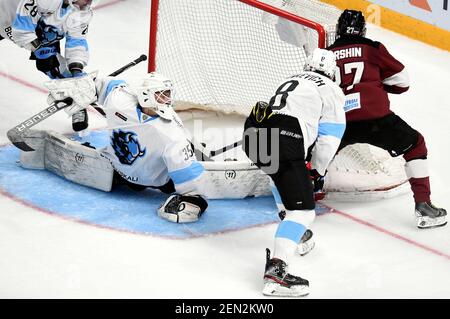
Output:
[36,0,62,16]
[67,0,94,10]
[336,9,366,38]
[135,72,175,120]
[304,48,337,79]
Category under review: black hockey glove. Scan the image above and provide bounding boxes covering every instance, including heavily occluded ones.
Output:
[249,101,273,126]
[309,169,325,201]
[32,44,62,79]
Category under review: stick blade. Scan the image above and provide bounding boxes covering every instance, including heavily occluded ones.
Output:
[7,129,35,152]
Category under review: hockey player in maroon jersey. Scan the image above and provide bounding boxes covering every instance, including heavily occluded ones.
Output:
[328,9,446,229]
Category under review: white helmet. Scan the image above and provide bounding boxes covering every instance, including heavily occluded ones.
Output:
[135,72,175,119]
[36,0,62,16]
[304,48,337,79]
[67,0,94,10]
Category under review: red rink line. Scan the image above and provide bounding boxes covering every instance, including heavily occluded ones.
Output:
[0,71,47,94]
[0,3,448,258]
[323,203,450,261]
[0,186,182,240]
[93,0,125,10]
[1,67,449,259]
[0,184,277,240]
[0,71,99,117]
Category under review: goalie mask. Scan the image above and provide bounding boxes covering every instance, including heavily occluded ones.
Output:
[304,48,337,80]
[135,72,175,120]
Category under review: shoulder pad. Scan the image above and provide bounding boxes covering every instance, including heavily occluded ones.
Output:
[66,9,93,28]
[329,35,380,49]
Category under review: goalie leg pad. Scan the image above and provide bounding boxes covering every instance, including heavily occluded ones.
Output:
[19,130,48,169]
[158,194,208,223]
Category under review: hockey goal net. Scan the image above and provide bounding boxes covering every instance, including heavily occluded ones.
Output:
[148,0,408,200]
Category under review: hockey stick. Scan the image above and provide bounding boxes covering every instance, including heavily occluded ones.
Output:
[108,54,147,77]
[6,54,148,152]
[209,139,242,158]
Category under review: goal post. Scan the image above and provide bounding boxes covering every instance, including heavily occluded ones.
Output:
[149,0,328,74]
[147,0,409,200]
[147,0,343,109]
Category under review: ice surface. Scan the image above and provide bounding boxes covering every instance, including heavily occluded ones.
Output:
[0,0,449,298]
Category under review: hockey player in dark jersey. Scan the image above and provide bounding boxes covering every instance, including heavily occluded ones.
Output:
[328,9,446,229]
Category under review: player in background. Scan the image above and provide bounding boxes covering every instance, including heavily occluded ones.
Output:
[243,48,345,296]
[0,0,93,132]
[327,9,447,229]
[91,72,208,223]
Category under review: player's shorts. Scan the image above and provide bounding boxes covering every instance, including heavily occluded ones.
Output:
[243,111,315,210]
[340,113,419,157]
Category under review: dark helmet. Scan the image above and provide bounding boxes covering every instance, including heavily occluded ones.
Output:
[336,9,366,38]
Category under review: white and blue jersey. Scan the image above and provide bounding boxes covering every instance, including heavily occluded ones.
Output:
[0,0,91,67]
[271,71,346,176]
[95,77,205,196]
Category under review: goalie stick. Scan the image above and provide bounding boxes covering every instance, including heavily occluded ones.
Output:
[209,139,242,158]
[6,54,148,152]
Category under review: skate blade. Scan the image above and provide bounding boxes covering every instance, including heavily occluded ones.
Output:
[262,282,309,297]
[297,241,315,256]
[417,216,447,229]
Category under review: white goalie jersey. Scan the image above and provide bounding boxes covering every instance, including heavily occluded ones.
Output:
[95,78,205,195]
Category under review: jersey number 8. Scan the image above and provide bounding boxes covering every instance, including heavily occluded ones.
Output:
[269,80,299,110]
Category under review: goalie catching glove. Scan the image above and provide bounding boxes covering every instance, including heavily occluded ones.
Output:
[158,194,208,223]
[44,72,98,116]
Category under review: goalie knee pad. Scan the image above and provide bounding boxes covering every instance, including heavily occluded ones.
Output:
[158,194,208,223]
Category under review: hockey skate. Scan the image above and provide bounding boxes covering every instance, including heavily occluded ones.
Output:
[262,249,309,297]
[297,229,315,256]
[415,202,447,229]
[72,109,89,132]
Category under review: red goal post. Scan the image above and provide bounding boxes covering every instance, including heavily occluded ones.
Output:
[146,0,409,201]
[148,0,328,73]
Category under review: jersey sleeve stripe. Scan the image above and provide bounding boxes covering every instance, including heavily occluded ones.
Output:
[318,122,346,139]
[105,80,126,98]
[169,162,204,185]
[65,35,88,50]
[382,68,409,88]
[12,14,36,32]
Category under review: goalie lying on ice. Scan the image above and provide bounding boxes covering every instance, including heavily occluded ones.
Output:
[97,72,208,223]
[27,72,208,223]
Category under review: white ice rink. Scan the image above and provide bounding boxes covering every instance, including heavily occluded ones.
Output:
[0,0,449,298]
